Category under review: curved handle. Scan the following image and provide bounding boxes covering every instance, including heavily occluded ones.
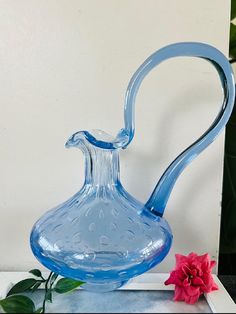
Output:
[116,42,235,217]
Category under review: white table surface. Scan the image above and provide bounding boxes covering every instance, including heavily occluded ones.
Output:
[0,272,235,313]
[24,289,212,313]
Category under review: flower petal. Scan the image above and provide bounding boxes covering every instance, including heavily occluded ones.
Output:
[173,286,186,302]
[192,277,204,286]
[198,253,210,263]
[167,252,218,305]
[185,285,200,297]
[183,278,190,287]
[212,282,219,291]
[187,293,201,304]
[201,274,218,293]
[175,254,188,267]
[202,273,213,287]
[164,271,181,286]
[190,268,198,277]
[181,264,191,276]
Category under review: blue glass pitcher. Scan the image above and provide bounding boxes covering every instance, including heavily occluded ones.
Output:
[30,43,235,292]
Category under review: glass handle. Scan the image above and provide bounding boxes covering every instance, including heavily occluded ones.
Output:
[117,42,235,216]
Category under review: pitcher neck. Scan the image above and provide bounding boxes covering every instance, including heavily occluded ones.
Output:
[84,146,120,188]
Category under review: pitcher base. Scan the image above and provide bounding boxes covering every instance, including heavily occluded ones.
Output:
[81,280,128,292]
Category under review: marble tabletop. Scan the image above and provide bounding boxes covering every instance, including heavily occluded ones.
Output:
[27,289,212,313]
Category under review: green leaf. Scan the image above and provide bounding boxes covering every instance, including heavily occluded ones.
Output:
[29,269,42,278]
[231,0,236,20]
[31,281,42,293]
[0,295,35,313]
[229,23,236,59]
[7,279,37,297]
[34,308,43,313]
[54,278,84,294]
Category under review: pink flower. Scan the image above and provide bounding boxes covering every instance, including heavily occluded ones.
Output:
[165,252,218,304]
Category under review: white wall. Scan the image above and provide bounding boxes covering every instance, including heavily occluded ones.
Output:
[0,0,231,273]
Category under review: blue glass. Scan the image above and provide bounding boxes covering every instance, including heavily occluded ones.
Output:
[30,42,235,292]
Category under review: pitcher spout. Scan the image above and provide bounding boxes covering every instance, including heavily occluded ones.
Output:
[65,131,86,149]
[66,129,129,150]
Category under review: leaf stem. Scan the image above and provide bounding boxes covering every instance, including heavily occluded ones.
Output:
[40,275,46,282]
[42,272,53,314]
